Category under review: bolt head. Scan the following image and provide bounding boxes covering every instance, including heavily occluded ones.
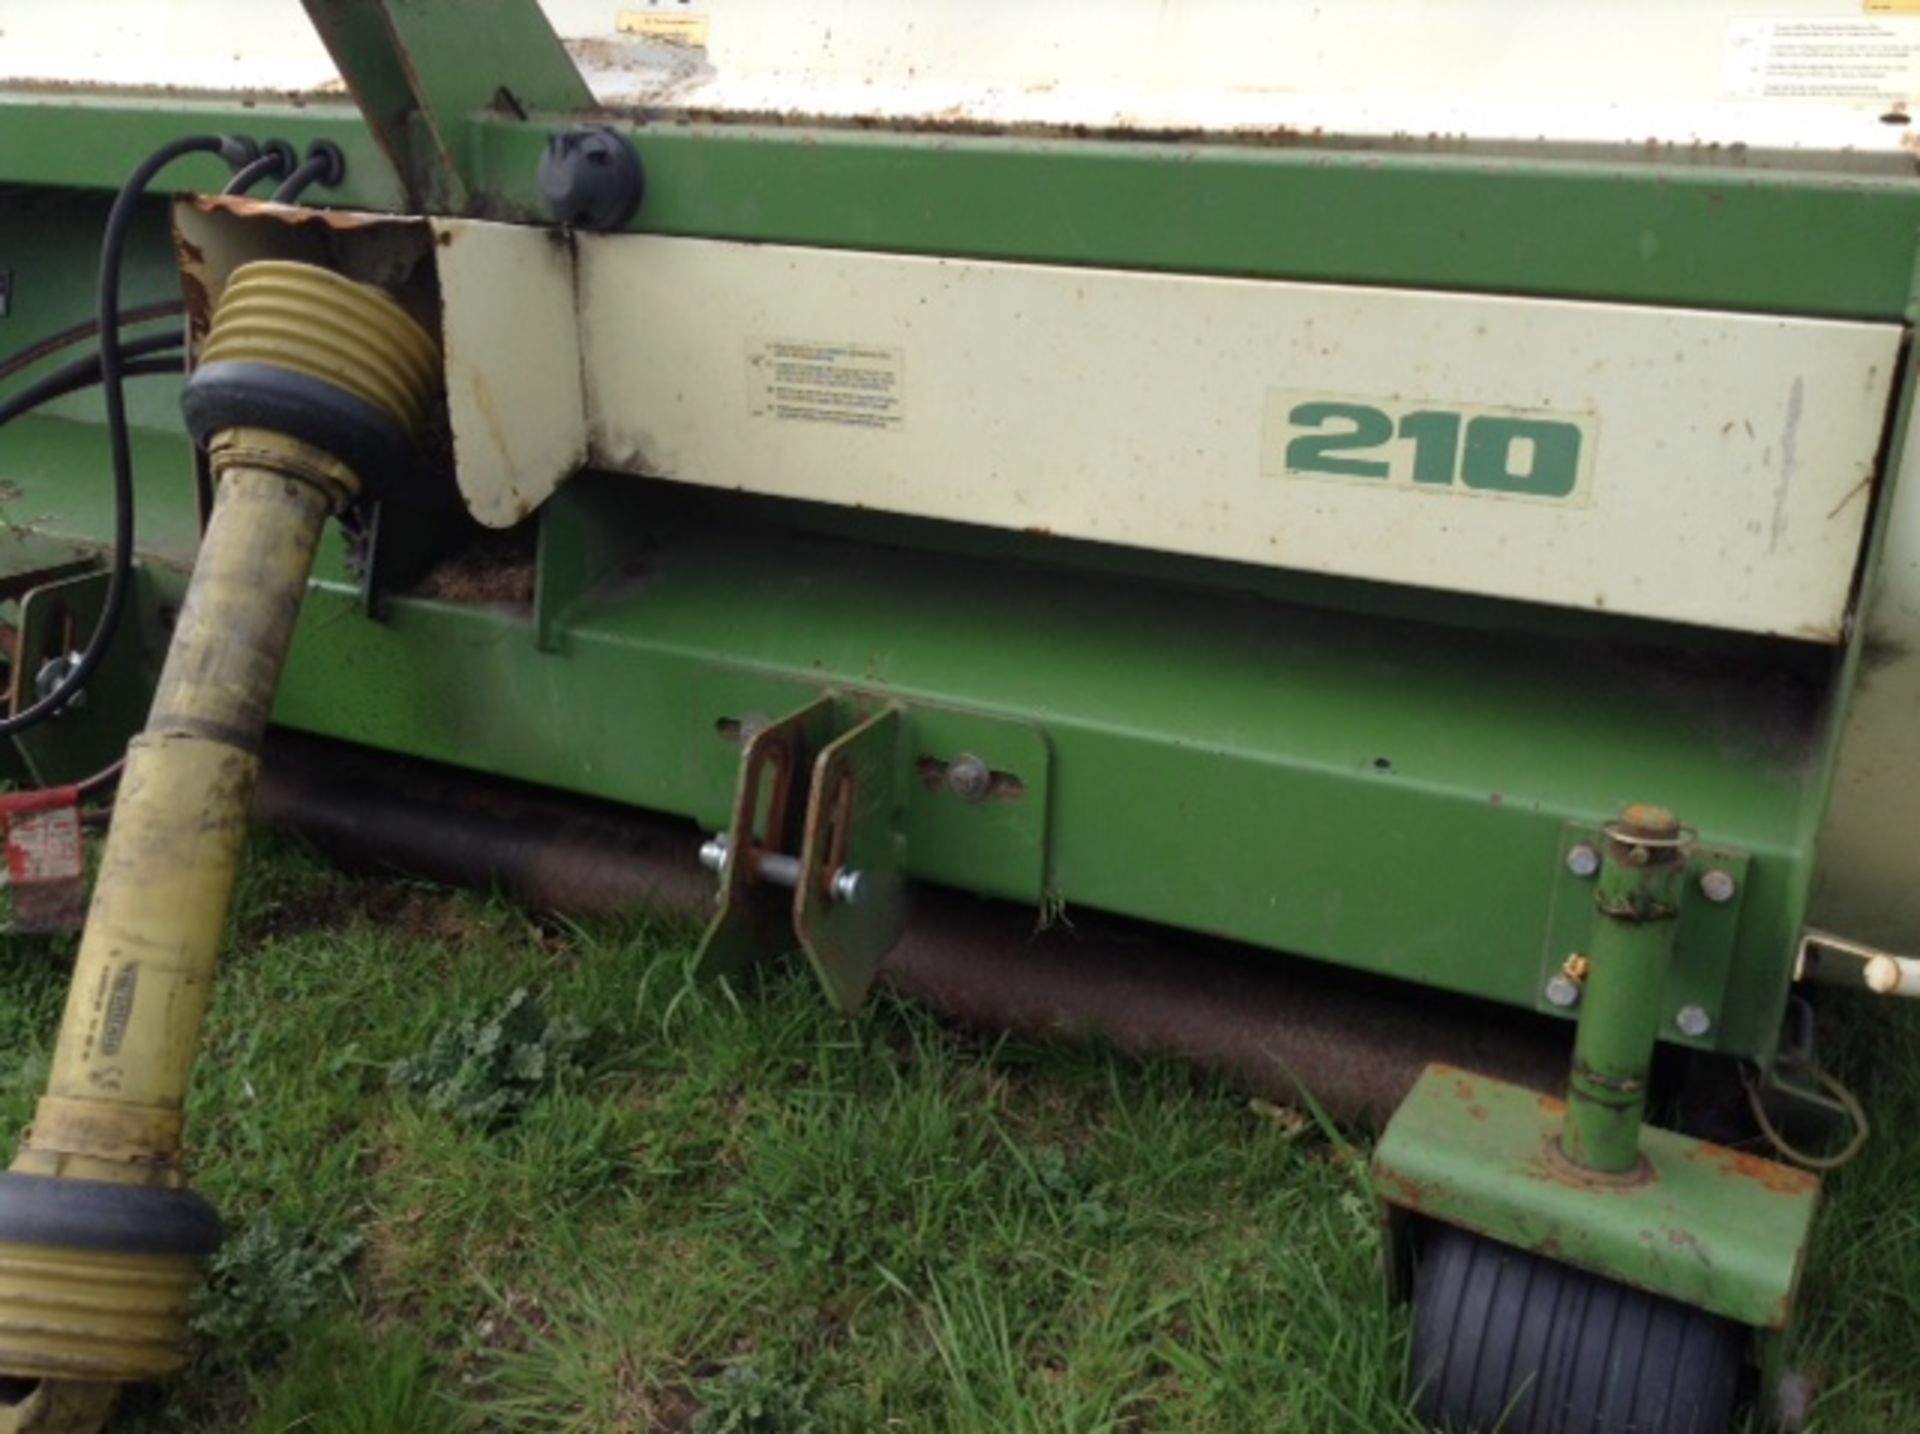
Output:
[1699,869,1737,904]
[1565,844,1601,879]
[1545,975,1582,1009]
[830,869,865,905]
[1675,1004,1713,1038]
[946,753,992,803]
[698,834,731,875]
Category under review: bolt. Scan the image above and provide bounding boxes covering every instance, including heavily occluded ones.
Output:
[698,833,730,874]
[1565,844,1600,879]
[946,753,992,803]
[1618,803,1681,841]
[1699,869,1737,904]
[1675,1005,1713,1038]
[830,869,865,905]
[1545,974,1582,1009]
[33,652,86,712]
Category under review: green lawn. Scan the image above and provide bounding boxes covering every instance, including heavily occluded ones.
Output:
[0,838,1915,1432]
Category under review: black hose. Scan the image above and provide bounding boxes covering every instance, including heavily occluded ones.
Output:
[224,140,298,197]
[0,333,182,427]
[0,356,181,430]
[271,140,345,204]
[0,302,184,386]
[0,134,250,736]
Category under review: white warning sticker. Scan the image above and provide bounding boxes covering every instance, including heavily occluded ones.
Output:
[1725,18,1920,100]
[749,339,904,432]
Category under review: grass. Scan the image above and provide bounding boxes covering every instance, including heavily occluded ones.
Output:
[0,835,1914,1431]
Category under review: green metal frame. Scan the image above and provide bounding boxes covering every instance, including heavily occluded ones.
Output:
[1374,1063,1819,1332]
[5,37,1920,1066]
[7,3,1914,1369]
[8,96,1920,319]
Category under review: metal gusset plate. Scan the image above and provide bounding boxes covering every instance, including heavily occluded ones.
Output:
[694,696,836,979]
[795,706,907,1015]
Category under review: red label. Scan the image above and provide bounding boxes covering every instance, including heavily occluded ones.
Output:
[0,786,87,932]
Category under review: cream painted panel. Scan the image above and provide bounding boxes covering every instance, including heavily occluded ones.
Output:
[576,236,1897,640]
[431,220,586,528]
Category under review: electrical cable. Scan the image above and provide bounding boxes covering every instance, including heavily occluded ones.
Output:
[0,301,184,386]
[0,333,182,428]
[1740,1055,1870,1172]
[0,133,253,736]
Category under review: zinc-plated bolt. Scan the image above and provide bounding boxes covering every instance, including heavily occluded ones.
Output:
[830,869,865,905]
[698,833,730,873]
[1675,1005,1714,1038]
[1565,844,1601,879]
[946,753,992,803]
[1699,869,1737,904]
[34,652,86,712]
[1545,974,1582,1009]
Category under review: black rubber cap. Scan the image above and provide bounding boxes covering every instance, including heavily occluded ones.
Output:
[0,1172,222,1258]
[537,126,644,231]
[1410,1223,1745,1433]
[182,360,415,494]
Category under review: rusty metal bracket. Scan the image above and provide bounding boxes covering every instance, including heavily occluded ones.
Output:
[694,696,910,1012]
[694,696,837,980]
[795,706,907,1014]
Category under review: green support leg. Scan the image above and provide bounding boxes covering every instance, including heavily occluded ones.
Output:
[1560,804,1688,1175]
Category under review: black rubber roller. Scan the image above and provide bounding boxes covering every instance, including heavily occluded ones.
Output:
[1410,1224,1745,1433]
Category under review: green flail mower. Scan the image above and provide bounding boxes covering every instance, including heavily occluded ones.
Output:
[2,2,1919,1428]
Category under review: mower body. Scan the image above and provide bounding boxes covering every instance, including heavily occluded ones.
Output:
[2,1,1920,1424]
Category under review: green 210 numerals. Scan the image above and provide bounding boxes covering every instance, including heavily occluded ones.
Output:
[1285,402,1583,499]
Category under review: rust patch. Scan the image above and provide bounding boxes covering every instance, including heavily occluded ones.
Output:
[1467,1103,1489,1122]
[1370,1168,1435,1208]
[188,192,399,232]
[1684,1140,1818,1198]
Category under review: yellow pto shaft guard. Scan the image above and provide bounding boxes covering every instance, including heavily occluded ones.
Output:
[0,261,436,1397]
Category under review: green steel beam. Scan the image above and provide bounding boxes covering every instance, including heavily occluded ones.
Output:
[473,116,1920,320]
[197,470,1822,1060]
[0,401,1832,1062]
[301,0,592,212]
[0,99,402,210]
[9,93,1920,318]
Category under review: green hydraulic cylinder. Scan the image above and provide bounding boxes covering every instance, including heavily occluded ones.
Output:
[1559,804,1688,1175]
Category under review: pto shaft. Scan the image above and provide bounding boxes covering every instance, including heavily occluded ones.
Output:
[0,262,436,1387]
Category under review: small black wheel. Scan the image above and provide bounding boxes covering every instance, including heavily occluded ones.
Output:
[1410,1224,1745,1433]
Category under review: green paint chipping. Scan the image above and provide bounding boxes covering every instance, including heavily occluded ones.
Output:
[1373,1064,1819,1331]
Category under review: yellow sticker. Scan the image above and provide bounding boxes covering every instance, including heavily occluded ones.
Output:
[1866,1,1920,12]
[616,10,711,45]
